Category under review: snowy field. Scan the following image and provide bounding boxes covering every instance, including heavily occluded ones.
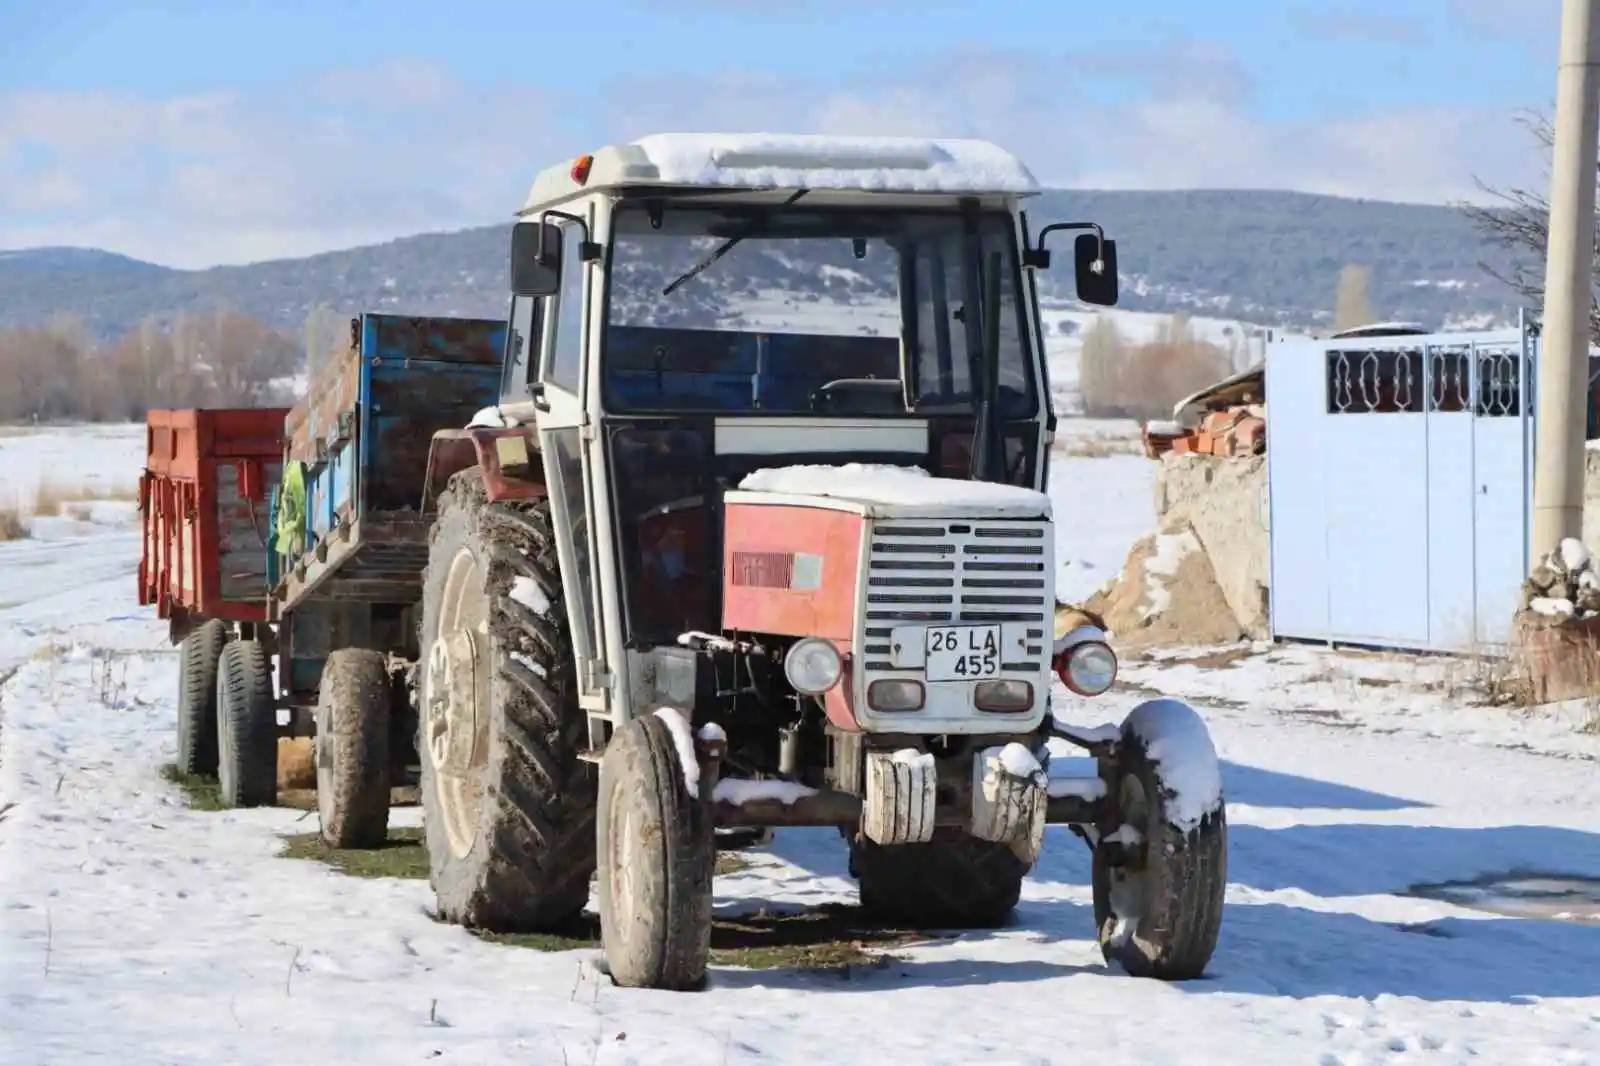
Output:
[3,422,1600,1065]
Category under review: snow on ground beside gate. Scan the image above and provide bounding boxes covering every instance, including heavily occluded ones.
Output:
[6,425,1600,1063]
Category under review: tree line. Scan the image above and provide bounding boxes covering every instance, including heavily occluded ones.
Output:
[0,311,301,424]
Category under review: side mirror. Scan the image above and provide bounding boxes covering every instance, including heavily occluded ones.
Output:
[510,220,563,296]
[1074,234,1118,307]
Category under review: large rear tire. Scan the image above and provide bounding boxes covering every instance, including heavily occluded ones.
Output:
[316,648,392,849]
[216,639,278,808]
[597,713,714,990]
[1092,698,1227,980]
[419,470,596,932]
[176,619,229,777]
[852,830,1028,928]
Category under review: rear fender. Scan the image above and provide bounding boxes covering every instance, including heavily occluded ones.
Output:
[422,427,546,510]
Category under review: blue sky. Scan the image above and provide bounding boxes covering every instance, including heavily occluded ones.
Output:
[0,0,1561,267]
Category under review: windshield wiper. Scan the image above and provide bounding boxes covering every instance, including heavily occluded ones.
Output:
[660,189,808,297]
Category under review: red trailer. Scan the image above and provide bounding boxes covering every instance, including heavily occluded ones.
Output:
[138,407,288,643]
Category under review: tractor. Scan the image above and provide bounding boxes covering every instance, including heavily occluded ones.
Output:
[410,133,1228,990]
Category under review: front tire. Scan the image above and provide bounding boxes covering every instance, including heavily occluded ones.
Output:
[176,619,229,777]
[216,639,277,808]
[1092,698,1227,980]
[597,713,714,990]
[419,470,596,932]
[316,648,392,849]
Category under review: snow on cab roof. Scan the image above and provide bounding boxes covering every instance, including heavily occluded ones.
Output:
[518,133,1040,213]
[732,463,1052,520]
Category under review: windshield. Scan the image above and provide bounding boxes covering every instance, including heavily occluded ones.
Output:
[603,203,1037,419]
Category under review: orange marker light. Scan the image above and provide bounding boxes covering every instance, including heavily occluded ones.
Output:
[571,154,594,184]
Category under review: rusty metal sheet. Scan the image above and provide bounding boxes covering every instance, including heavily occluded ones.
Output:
[368,313,507,367]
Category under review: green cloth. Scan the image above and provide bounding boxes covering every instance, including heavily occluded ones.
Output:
[277,460,307,558]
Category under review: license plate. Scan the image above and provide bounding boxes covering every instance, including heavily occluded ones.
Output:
[924,625,1002,683]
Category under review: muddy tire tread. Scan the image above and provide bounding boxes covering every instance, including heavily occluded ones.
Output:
[421,469,596,932]
[317,648,392,849]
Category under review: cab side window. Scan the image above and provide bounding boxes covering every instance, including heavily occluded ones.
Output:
[544,222,586,394]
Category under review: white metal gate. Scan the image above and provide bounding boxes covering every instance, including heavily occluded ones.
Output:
[1266,322,1533,653]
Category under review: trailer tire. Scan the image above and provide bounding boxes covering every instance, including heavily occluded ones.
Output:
[216,639,278,808]
[1092,699,1227,981]
[597,713,714,990]
[316,648,392,849]
[419,470,596,932]
[176,619,229,778]
[852,830,1027,929]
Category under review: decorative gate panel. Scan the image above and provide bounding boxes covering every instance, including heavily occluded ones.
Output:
[1267,322,1534,653]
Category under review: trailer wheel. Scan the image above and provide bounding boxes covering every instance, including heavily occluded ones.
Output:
[216,639,278,808]
[316,648,392,849]
[176,619,229,777]
[597,713,714,990]
[419,470,596,932]
[852,830,1028,928]
[1092,698,1227,981]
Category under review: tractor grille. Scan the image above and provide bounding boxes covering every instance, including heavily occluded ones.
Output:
[861,519,1053,675]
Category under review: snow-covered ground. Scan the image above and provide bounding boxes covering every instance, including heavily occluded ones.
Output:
[4,422,1600,1065]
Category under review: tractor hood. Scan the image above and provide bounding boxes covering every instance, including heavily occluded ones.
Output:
[733,463,1052,521]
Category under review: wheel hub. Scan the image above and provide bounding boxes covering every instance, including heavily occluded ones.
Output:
[426,546,492,860]
[424,630,480,776]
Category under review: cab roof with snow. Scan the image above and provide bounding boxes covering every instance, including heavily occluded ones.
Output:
[517,133,1042,214]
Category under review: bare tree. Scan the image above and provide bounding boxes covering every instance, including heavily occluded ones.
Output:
[1459,109,1600,341]
[1078,313,1233,421]
[1077,314,1126,417]
[1335,264,1376,331]
[0,312,303,424]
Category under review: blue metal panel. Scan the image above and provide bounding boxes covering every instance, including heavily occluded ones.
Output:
[1267,341,1332,641]
[1325,406,1430,647]
[1472,335,1533,646]
[1424,345,1477,648]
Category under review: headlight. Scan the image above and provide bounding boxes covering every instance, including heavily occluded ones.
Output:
[974,679,1033,712]
[867,679,924,711]
[784,638,843,695]
[1059,641,1117,696]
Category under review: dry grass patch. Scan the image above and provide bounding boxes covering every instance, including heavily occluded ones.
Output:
[0,509,25,541]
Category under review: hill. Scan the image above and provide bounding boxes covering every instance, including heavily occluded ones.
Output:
[0,189,1528,340]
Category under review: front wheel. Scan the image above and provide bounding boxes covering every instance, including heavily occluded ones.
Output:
[597,712,714,990]
[1092,698,1227,980]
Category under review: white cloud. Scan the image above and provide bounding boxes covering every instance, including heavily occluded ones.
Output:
[0,46,1550,268]
[0,63,568,267]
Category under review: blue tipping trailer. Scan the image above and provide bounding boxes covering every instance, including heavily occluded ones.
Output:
[268,312,508,710]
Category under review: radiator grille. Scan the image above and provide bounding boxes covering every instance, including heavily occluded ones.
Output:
[864,519,1052,674]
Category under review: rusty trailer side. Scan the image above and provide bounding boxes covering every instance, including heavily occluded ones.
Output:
[139,407,287,638]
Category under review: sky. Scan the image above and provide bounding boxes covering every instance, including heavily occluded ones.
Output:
[0,0,1564,269]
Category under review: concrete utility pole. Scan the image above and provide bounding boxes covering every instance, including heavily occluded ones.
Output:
[1532,0,1600,567]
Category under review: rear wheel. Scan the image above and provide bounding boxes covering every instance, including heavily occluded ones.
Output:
[597,713,714,990]
[316,648,392,849]
[1092,699,1227,980]
[852,830,1028,928]
[419,470,596,931]
[176,619,229,777]
[216,639,277,808]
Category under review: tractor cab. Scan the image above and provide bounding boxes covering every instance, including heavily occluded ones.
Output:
[493,134,1117,724]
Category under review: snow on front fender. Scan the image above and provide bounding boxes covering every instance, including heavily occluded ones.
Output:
[1122,698,1224,834]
